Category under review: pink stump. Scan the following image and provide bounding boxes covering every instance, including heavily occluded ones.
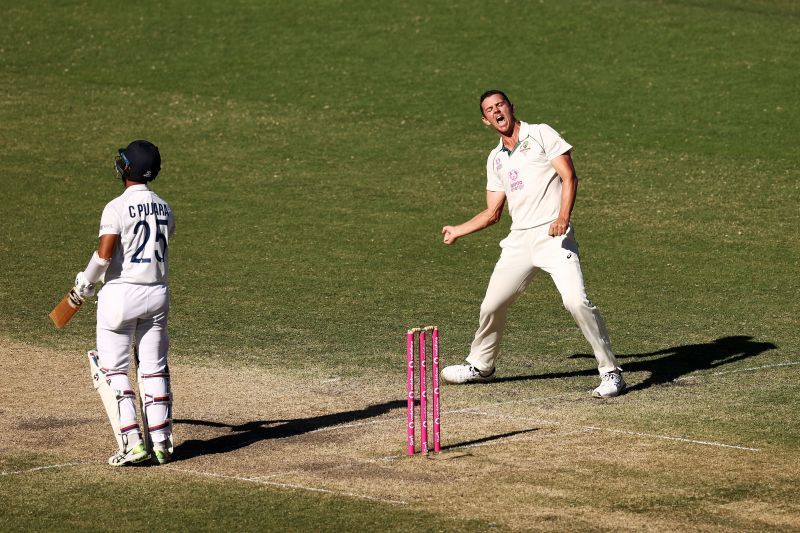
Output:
[406,330,415,455]
[418,328,428,454]
[432,326,441,452]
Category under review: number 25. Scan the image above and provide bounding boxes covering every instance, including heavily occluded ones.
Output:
[131,218,168,263]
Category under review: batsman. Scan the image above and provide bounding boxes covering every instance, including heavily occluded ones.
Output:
[71,140,176,466]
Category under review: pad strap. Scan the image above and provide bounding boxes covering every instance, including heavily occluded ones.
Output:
[139,371,173,433]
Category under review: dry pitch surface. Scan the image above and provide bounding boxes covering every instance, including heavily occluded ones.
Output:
[2,339,799,531]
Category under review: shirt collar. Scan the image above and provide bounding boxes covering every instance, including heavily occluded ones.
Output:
[518,121,530,140]
[124,184,150,194]
[498,121,529,155]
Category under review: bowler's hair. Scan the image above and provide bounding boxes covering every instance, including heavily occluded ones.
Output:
[479,89,512,115]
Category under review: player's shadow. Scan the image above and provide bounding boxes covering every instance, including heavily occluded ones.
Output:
[495,335,777,391]
[172,399,404,462]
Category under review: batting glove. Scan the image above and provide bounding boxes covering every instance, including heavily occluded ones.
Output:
[74,271,96,299]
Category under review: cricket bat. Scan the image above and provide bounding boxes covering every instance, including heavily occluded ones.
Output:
[49,288,84,328]
[133,343,153,455]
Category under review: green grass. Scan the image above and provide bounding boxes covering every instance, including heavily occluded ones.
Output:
[1,0,799,530]
[0,460,489,532]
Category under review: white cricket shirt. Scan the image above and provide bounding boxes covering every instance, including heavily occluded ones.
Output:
[486,121,573,230]
[98,184,176,285]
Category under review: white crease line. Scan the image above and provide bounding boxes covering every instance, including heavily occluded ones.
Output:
[0,462,89,476]
[583,426,760,452]
[709,361,800,376]
[451,409,761,453]
[166,466,407,506]
[1,460,407,506]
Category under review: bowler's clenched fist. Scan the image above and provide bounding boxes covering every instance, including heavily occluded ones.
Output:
[548,217,569,237]
[442,226,459,245]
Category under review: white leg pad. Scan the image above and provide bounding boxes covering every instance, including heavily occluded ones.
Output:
[88,350,140,451]
[138,367,173,454]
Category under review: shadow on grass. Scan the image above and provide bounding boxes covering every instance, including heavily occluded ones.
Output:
[173,399,404,462]
[440,428,539,452]
[494,335,777,391]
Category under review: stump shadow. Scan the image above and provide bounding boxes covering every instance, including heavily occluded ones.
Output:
[440,428,540,451]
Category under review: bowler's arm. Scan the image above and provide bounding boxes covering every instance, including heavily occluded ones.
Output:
[442,190,506,245]
[548,152,578,237]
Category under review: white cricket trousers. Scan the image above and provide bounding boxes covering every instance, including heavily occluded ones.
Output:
[465,224,621,375]
[96,283,171,443]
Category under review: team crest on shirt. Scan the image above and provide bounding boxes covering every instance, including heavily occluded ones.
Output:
[519,140,531,153]
[495,156,503,171]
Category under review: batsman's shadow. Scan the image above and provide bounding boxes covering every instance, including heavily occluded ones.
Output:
[494,335,777,392]
[172,399,404,462]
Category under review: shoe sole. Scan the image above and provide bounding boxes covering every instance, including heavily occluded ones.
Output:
[442,376,495,385]
[441,368,496,385]
[469,368,496,384]
[109,453,151,467]
[592,386,626,398]
[108,453,151,466]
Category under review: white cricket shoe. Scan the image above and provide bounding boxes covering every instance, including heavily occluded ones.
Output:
[440,363,495,384]
[592,372,626,398]
[108,441,150,467]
